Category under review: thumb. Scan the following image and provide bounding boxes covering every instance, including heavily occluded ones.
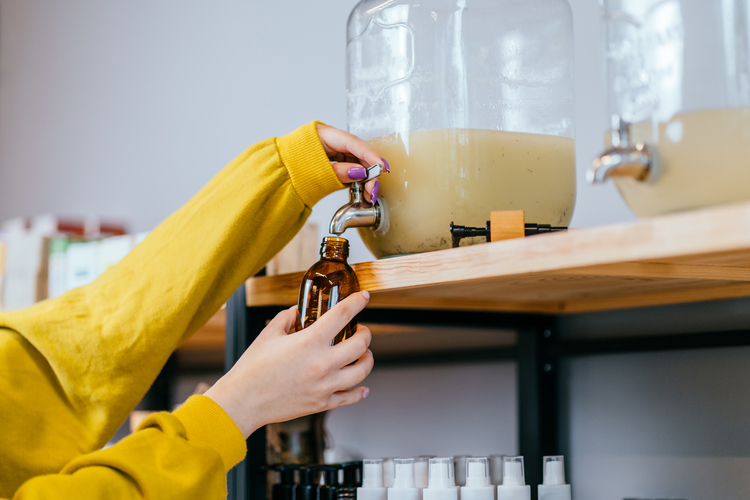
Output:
[265,306,299,336]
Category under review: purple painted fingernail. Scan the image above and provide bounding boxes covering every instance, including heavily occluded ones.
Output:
[381,157,390,173]
[348,166,367,180]
[363,388,370,398]
[371,180,380,204]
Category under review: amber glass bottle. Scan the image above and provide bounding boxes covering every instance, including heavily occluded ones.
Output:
[295,236,360,344]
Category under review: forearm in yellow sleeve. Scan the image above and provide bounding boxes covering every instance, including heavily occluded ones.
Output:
[0,122,344,496]
[8,396,243,500]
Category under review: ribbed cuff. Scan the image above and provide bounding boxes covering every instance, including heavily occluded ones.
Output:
[173,395,247,471]
[276,121,345,208]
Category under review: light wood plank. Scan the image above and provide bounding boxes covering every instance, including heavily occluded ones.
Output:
[245,201,750,314]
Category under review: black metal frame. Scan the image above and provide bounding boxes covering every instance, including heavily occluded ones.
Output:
[224,285,750,500]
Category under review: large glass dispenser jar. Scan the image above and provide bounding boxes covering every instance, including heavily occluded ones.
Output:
[590,0,750,217]
[347,0,576,258]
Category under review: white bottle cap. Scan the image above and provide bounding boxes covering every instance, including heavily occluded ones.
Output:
[497,456,530,500]
[363,459,385,488]
[460,458,494,500]
[387,459,420,500]
[428,457,455,489]
[415,457,430,488]
[489,455,504,485]
[465,458,490,488]
[383,458,395,488]
[359,459,387,500]
[537,456,571,500]
[453,456,469,486]
[542,456,565,486]
[424,458,458,500]
[501,456,525,487]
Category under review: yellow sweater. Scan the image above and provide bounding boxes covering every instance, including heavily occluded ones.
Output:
[0,122,344,499]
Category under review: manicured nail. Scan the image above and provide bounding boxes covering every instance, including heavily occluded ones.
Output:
[367,349,373,356]
[363,388,370,398]
[371,180,380,204]
[361,290,370,300]
[348,166,367,180]
[381,158,390,173]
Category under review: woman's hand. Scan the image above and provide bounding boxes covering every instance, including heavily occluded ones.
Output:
[317,124,390,204]
[204,292,374,439]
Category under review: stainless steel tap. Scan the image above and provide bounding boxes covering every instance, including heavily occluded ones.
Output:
[587,115,659,184]
[329,164,383,235]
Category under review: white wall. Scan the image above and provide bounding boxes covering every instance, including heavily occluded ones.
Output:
[0,0,634,265]
[326,362,517,461]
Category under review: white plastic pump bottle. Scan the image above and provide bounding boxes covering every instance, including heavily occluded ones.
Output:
[459,457,494,500]
[496,456,530,500]
[423,457,458,500]
[537,456,571,500]
[358,459,387,500]
[387,459,421,500]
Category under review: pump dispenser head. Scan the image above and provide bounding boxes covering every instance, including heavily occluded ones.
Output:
[414,457,431,488]
[542,456,565,486]
[460,457,495,500]
[502,457,525,487]
[358,459,387,500]
[537,456,571,500]
[465,458,490,488]
[387,459,420,500]
[496,456,530,500]
[423,458,458,500]
[428,457,455,489]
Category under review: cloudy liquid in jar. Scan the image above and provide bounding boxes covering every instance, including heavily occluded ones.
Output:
[613,108,750,217]
[359,128,576,258]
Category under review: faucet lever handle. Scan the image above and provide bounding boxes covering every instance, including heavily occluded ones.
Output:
[362,163,383,183]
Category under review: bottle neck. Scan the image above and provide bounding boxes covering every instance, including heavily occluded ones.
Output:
[320,237,349,262]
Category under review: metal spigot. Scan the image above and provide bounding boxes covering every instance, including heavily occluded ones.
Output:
[329,164,383,235]
[587,115,658,184]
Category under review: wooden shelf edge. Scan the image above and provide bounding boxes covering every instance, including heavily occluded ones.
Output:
[245,201,750,314]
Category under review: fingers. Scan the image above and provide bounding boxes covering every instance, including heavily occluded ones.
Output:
[332,163,381,203]
[331,325,372,367]
[365,178,380,204]
[317,124,383,172]
[265,306,298,336]
[335,348,374,390]
[328,386,370,409]
[310,291,370,343]
[332,162,371,184]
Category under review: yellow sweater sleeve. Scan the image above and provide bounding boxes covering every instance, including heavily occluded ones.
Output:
[9,396,243,500]
[0,122,345,498]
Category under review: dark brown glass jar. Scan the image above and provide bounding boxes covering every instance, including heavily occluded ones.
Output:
[295,237,360,344]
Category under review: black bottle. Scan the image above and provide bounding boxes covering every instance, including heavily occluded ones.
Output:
[272,464,301,500]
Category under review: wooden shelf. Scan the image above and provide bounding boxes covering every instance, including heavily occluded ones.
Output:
[246,201,750,314]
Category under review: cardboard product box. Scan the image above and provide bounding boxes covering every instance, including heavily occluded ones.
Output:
[3,231,49,310]
[65,240,100,290]
[97,234,134,276]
